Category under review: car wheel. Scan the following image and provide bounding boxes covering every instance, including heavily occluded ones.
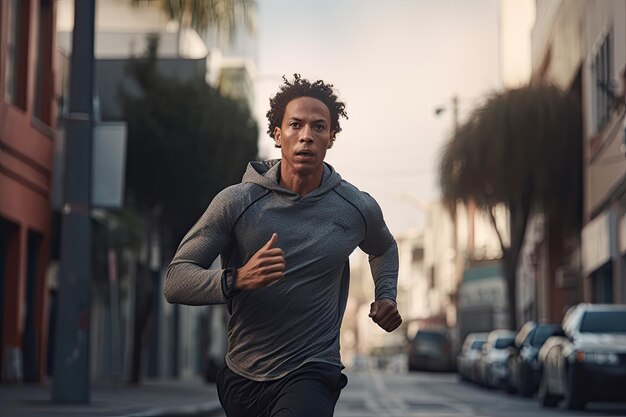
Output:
[483,367,492,388]
[504,360,517,394]
[504,378,516,394]
[538,371,559,408]
[563,368,586,411]
[519,364,533,397]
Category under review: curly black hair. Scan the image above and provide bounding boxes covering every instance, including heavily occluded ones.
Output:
[266,74,348,146]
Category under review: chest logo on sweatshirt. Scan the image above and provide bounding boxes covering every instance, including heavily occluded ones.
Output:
[332,221,350,232]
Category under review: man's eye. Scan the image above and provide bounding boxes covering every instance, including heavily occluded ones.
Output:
[314,124,325,131]
[290,122,300,128]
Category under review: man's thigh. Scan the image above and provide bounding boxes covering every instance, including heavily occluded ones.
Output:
[269,363,347,417]
[216,365,266,417]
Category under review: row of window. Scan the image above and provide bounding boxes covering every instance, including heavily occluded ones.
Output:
[592,29,613,133]
[1,0,54,126]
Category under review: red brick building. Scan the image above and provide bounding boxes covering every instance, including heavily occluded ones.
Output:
[0,0,57,382]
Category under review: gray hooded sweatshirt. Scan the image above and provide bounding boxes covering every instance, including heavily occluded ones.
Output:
[164,160,398,381]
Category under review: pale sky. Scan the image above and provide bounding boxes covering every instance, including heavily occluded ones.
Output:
[254,0,501,235]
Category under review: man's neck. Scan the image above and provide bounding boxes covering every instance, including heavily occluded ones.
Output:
[279,163,324,196]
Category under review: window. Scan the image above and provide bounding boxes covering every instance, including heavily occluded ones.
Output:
[530,324,561,347]
[34,0,54,124]
[470,341,485,350]
[579,311,626,333]
[4,0,28,109]
[592,30,613,132]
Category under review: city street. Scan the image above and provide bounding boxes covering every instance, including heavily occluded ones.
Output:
[334,371,626,417]
[214,370,626,417]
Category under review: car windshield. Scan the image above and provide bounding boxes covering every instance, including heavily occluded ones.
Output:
[530,325,560,346]
[413,332,446,345]
[470,341,485,350]
[579,311,626,333]
[494,337,514,349]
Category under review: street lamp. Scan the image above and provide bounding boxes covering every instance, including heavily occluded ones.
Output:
[433,95,459,134]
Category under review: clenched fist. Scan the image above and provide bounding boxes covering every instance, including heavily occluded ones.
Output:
[369,299,402,332]
[236,233,285,290]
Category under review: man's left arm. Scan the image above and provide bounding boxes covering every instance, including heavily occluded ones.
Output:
[368,243,402,332]
[359,194,402,333]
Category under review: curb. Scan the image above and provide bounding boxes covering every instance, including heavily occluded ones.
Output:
[120,401,222,417]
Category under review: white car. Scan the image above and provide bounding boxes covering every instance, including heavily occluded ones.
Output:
[457,332,488,382]
[478,329,516,388]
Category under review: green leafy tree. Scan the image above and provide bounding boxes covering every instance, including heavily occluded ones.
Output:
[132,0,257,40]
[121,38,258,250]
[438,85,582,329]
[120,38,258,382]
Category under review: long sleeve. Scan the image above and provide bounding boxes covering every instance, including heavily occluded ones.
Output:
[368,242,399,302]
[163,187,239,305]
[357,192,399,303]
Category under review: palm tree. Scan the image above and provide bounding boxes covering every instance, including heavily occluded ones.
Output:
[438,85,582,329]
[132,0,257,50]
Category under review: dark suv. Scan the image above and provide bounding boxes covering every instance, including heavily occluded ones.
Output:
[505,321,563,396]
[408,329,453,372]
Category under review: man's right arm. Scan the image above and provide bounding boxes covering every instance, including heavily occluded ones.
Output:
[163,188,237,305]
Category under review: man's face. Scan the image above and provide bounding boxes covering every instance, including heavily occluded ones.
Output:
[274,96,334,176]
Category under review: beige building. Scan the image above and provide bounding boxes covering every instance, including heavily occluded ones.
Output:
[531,0,626,313]
[528,0,586,323]
[580,0,626,303]
[499,0,536,88]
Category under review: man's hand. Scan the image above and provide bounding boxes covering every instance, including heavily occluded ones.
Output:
[369,299,402,332]
[236,233,285,290]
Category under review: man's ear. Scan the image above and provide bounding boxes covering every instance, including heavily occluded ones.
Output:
[328,132,336,149]
[274,127,282,148]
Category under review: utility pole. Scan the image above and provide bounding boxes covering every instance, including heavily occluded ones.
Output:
[52,0,96,403]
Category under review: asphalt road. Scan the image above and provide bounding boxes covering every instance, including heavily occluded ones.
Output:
[334,370,626,417]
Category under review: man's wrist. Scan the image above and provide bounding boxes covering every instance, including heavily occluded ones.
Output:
[375,297,397,305]
[221,268,241,299]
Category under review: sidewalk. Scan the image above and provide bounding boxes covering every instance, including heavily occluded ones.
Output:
[0,377,223,417]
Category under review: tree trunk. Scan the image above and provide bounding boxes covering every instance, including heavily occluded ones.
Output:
[503,248,518,330]
[503,197,531,330]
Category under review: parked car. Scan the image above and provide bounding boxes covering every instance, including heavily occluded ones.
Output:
[457,332,488,382]
[505,321,563,396]
[538,303,626,410]
[407,328,454,372]
[478,329,515,388]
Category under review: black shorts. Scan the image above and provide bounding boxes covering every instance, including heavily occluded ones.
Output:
[216,362,348,417]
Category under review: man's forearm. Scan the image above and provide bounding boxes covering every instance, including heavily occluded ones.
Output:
[164,262,231,305]
[369,241,399,302]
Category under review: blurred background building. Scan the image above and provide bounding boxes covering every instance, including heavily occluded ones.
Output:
[579,0,626,305]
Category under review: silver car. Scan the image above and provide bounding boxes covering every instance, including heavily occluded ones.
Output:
[457,332,488,382]
[478,329,515,388]
[538,303,626,410]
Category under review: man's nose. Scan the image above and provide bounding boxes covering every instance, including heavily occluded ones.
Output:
[298,125,314,143]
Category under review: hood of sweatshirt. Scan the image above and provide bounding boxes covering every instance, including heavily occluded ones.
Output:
[242,159,342,203]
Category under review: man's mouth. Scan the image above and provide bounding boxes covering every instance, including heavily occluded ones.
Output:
[295,149,315,157]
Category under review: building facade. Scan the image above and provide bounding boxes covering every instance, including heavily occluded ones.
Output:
[529,0,586,323]
[0,0,57,382]
[531,0,626,310]
[580,0,626,304]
